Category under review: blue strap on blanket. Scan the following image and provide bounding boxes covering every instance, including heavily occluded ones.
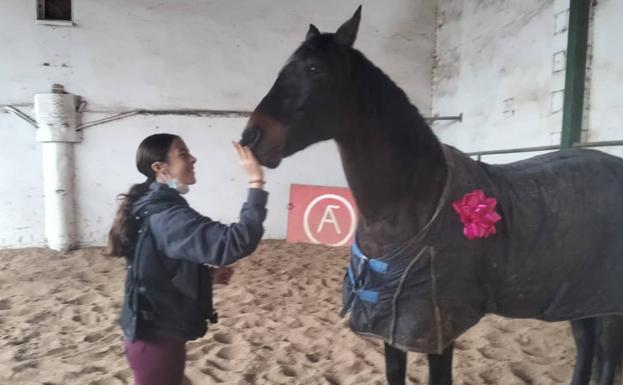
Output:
[341,242,389,316]
[351,242,389,274]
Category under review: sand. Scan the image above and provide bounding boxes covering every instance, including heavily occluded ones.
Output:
[0,240,576,385]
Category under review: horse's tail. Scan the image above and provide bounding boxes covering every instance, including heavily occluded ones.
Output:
[592,316,623,384]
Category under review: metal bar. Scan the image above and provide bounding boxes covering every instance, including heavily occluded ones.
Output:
[467,140,623,158]
[76,110,142,131]
[466,145,560,157]
[0,103,32,108]
[573,140,623,148]
[560,0,591,149]
[76,108,252,131]
[425,113,463,122]
[7,106,463,123]
[2,106,38,128]
[141,109,251,118]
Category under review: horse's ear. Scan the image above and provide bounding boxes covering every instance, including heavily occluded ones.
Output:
[306,24,320,40]
[335,5,361,47]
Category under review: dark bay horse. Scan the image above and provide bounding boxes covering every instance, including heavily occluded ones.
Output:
[241,7,623,385]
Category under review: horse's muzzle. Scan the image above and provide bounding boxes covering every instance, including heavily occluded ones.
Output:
[239,128,262,148]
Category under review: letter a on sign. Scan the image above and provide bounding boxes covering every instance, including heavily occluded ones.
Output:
[316,205,342,234]
[287,184,358,246]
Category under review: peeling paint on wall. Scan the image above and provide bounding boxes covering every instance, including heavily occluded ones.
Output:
[433,0,568,157]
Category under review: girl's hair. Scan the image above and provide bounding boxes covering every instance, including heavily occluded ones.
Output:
[106,133,180,257]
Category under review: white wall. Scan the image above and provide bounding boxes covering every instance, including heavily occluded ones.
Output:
[0,0,436,248]
[432,0,622,162]
[74,115,350,246]
[587,0,623,158]
[433,0,567,161]
[0,113,45,247]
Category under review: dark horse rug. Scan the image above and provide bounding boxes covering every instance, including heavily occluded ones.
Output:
[342,145,623,354]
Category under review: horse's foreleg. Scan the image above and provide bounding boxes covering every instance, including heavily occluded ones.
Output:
[427,343,454,385]
[570,318,596,385]
[384,342,407,385]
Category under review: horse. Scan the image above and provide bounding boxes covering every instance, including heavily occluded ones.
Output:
[240,7,623,385]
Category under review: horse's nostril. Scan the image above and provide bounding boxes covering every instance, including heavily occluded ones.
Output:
[240,128,262,148]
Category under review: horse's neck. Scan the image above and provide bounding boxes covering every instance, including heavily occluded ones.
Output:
[336,125,447,257]
[334,54,447,257]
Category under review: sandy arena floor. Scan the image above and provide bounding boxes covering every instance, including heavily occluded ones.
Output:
[0,240,576,384]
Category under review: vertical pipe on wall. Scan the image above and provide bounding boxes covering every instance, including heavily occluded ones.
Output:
[560,0,591,148]
[34,85,81,251]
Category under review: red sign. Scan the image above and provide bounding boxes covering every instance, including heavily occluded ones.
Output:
[287,184,358,246]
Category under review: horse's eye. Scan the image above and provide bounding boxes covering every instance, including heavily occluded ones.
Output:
[307,65,321,74]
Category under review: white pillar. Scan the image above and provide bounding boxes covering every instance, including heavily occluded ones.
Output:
[40,142,77,251]
[34,87,81,251]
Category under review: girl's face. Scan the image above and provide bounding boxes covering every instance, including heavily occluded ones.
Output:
[154,138,197,185]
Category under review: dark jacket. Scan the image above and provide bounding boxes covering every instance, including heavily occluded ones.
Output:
[120,182,268,341]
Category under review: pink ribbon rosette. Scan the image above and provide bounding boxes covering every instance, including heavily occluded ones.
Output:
[452,189,502,240]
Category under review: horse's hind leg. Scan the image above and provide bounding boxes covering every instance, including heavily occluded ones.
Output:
[571,318,597,385]
[595,316,623,385]
[428,343,454,385]
[384,342,407,385]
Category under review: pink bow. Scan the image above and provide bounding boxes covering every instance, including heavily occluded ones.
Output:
[452,189,502,240]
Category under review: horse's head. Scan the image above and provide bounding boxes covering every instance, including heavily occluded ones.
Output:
[240,6,362,168]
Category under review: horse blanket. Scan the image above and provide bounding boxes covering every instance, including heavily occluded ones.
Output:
[342,145,623,354]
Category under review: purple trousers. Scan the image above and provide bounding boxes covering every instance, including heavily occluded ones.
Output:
[124,335,186,385]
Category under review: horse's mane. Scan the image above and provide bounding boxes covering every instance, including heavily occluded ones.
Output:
[350,48,442,161]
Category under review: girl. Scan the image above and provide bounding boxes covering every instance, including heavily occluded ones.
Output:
[107,133,267,385]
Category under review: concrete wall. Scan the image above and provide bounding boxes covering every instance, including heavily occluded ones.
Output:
[587,0,623,157]
[432,0,622,162]
[0,115,45,247]
[0,0,436,248]
[5,0,619,249]
[433,0,567,162]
